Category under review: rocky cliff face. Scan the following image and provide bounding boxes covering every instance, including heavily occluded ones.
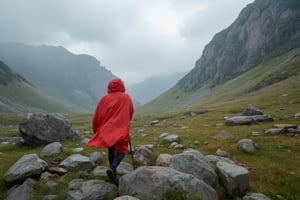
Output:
[179,0,300,91]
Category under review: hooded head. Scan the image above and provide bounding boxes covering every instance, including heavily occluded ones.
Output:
[107,78,125,93]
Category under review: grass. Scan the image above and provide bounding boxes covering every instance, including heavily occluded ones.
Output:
[0,80,85,113]
[0,95,299,199]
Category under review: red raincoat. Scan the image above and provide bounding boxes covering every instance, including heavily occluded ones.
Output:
[86,79,134,153]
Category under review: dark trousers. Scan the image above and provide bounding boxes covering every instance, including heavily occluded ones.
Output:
[108,147,125,170]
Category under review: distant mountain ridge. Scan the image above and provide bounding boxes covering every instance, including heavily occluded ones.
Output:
[0,60,83,113]
[179,0,300,92]
[0,43,117,111]
[127,72,185,105]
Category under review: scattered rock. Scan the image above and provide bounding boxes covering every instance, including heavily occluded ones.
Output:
[163,134,180,142]
[59,154,94,170]
[159,132,168,138]
[169,149,218,186]
[295,113,300,119]
[265,128,285,136]
[4,153,48,186]
[117,162,134,175]
[237,139,257,154]
[5,178,36,200]
[217,161,250,198]
[72,147,84,153]
[205,155,235,172]
[41,142,63,157]
[66,179,117,200]
[274,124,298,129]
[114,195,140,200]
[133,145,153,165]
[215,149,230,157]
[89,152,104,165]
[243,192,271,200]
[150,120,160,126]
[42,194,58,200]
[156,153,172,167]
[93,166,108,177]
[48,167,68,176]
[242,104,264,116]
[252,131,262,136]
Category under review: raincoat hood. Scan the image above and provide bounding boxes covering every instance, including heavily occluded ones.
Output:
[108,78,125,93]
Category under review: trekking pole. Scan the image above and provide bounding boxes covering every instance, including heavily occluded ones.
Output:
[128,136,136,169]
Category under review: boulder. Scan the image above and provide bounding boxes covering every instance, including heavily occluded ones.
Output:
[217,161,249,197]
[133,145,153,165]
[66,179,117,200]
[89,152,104,165]
[5,178,36,200]
[19,113,79,147]
[118,166,218,200]
[225,115,273,126]
[4,154,48,186]
[40,142,63,157]
[163,134,180,142]
[242,192,272,200]
[114,195,140,200]
[169,149,217,186]
[205,155,235,172]
[237,139,257,154]
[242,105,263,116]
[265,128,285,136]
[59,154,94,170]
[156,153,172,166]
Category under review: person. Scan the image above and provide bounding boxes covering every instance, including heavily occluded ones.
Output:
[86,78,134,186]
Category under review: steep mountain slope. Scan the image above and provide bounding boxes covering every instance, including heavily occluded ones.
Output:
[180,0,300,92]
[127,72,185,105]
[0,43,117,111]
[137,0,300,114]
[0,61,84,113]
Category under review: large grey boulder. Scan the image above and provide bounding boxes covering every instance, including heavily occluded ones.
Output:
[169,149,218,186]
[66,179,117,200]
[118,166,218,200]
[19,113,79,147]
[4,153,48,186]
[6,178,36,200]
[59,154,94,170]
[217,161,249,197]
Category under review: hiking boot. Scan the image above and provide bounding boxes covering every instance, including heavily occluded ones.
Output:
[106,168,119,186]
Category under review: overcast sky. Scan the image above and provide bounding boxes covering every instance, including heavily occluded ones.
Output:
[0,0,254,86]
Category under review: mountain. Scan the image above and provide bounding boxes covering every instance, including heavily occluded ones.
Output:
[137,0,300,114]
[0,43,117,112]
[0,60,84,113]
[127,72,185,105]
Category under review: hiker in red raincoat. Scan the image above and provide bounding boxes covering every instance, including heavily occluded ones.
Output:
[86,78,134,185]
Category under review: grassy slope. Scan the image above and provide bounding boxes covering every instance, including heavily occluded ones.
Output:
[137,48,300,115]
[0,80,88,114]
